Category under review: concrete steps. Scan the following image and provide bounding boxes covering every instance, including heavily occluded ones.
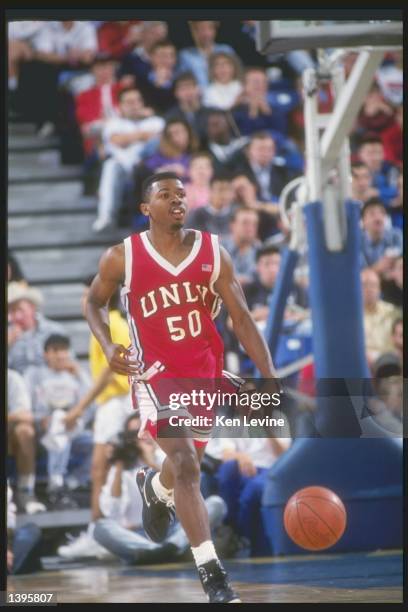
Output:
[8,123,114,361]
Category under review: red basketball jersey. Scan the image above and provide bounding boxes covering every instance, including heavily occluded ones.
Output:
[121,230,225,380]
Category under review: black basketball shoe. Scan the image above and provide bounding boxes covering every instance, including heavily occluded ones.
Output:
[136,466,175,542]
[198,558,241,603]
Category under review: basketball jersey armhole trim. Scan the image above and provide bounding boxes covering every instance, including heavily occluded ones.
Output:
[122,236,132,295]
[209,233,221,296]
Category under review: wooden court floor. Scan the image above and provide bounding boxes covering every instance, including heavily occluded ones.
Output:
[8,550,402,603]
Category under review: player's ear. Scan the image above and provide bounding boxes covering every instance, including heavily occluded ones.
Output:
[140,202,150,216]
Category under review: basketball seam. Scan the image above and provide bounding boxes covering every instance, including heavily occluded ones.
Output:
[298,500,343,541]
[296,495,346,516]
[295,500,318,549]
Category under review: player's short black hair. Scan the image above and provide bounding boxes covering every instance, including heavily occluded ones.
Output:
[361,197,387,217]
[255,244,281,262]
[44,334,71,352]
[141,172,183,201]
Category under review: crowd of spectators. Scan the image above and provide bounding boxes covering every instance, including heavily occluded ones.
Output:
[7,20,403,569]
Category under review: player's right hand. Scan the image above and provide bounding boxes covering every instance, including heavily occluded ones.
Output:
[105,344,143,376]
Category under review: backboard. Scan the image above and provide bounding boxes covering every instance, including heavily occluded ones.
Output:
[255,20,403,55]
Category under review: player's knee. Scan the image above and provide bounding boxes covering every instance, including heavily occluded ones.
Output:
[171,447,201,484]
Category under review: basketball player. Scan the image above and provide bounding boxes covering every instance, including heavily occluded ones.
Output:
[85,172,280,603]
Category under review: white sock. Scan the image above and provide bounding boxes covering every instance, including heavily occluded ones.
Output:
[191,540,219,567]
[17,474,35,492]
[9,76,18,90]
[152,472,174,504]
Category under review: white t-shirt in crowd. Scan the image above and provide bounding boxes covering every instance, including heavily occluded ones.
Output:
[35,21,98,56]
[7,368,32,415]
[206,433,291,469]
[8,21,46,49]
[203,80,243,110]
[103,115,165,171]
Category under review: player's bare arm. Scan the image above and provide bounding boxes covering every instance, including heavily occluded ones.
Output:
[85,243,141,377]
[214,246,278,380]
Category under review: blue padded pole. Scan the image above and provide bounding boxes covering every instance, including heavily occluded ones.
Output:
[255,247,299,378]
[304,199,370,437]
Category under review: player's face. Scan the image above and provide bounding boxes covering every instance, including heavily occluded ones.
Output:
[143,178,187,230]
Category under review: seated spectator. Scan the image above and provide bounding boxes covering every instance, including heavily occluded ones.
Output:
[361,268,401,366]
[244,246,309,331]
[7,482,42,575]
[388,167,403,230]
[178,20,235,88]
[138,40,178,113]
[92,413,227,564]
[236,132,293,203]
[221,207,261,287]
[7,369,46,515]
[357,135,399,206]
[370,347,403,433]
[57,283,134,560]
[8,250,27,286]
[351,162,380,205]
[96,20,142,60]
[165,72,210,144]
[381,256,403,308]
[233,67,289,136]
[203,52,243,110]
[390,318,403,367]
[142,118,199,179]
[18,21,98,132]
[93,87,164,232]
[381,105,402,166]
[231,173,280,241]
[185,152,214,211]
[359,199,402,277]
[8,283,66,374]
[75,53,121,159]
[186,173,236,237]
[8,21,46,107]
[204,109,248,172]
[119,21,168,82]
[214,436,291,556]
[357,83,394,136]
[24,334,91,508]
[375,51,403,108]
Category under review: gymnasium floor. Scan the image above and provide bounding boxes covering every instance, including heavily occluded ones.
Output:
[8,549,402,603]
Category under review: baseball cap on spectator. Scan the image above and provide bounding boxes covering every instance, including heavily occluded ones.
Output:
[8,282,43,308]
[372,352,401,378]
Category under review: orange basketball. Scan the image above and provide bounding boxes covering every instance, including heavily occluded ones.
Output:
[283,486,347,551]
